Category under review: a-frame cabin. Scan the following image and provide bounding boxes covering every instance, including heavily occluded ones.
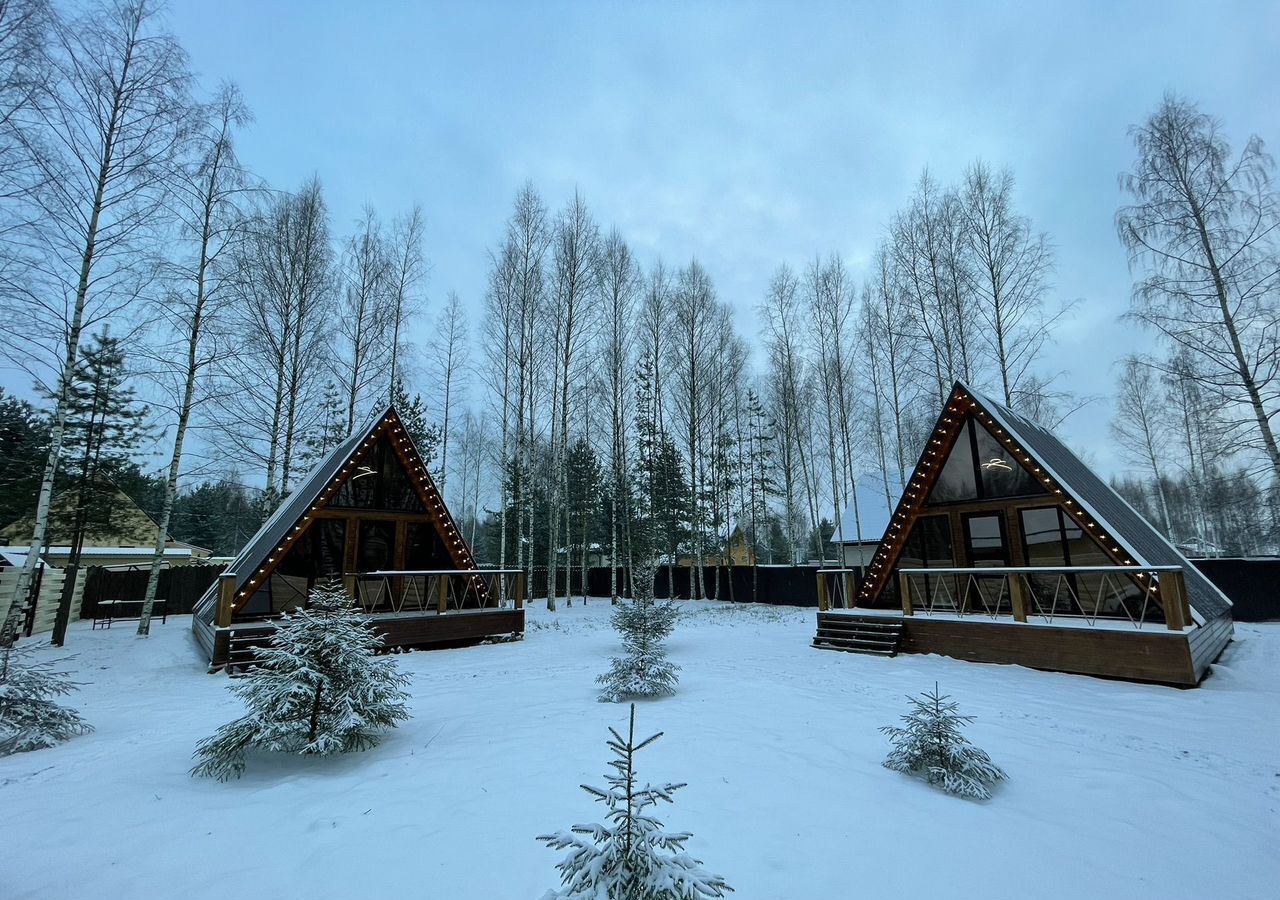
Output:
[814,382,1233,685]
[192,406,523,669]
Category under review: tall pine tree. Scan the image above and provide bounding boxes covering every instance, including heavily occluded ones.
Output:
[49,331,149,646]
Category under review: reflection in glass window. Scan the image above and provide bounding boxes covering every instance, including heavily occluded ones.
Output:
[973,424,1044,499]
[358,519,396,572]
[964,515,1007,566]
[927,415,1045,504]
[405,521,449,570]
[275,519,346,580]
[928,426,978,503]
[331,436,426,512]
[883,515,954,607]
[1014,505,1156,622]
[1020,507,1066,566]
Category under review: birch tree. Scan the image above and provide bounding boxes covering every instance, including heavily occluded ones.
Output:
[1110,357,1174,538]
[335,206,391,432]
[961,161,1061,408]
[1,0,191,639]
[484,238,520,587]
[429,290,468,495]
[216,178,334,505]
[139,84,252,634]
[598,228,641,602]
[545,192,599,610]
[0,0,50,201]
[1118,94,1280,484]
[671,260,717,598]
[386,205,426,397]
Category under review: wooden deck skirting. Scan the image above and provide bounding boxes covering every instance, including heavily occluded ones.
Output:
[816,611,1231,686]
[205,608,525,670]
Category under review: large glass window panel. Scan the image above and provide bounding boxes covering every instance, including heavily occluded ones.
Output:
[357,519,396,572]
[404,521,450,570]
[275,518,347,580]
[331,437,426,512]
[1020,507,1067,566]
[927,423,978,504]
[964,514,1008,566]
[973,424,1045,499]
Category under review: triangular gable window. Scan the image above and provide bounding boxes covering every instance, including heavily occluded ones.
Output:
[927,415,1045,505]
[331,434,426,511]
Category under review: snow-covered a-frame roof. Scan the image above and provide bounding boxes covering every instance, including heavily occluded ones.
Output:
[832,473,907,546]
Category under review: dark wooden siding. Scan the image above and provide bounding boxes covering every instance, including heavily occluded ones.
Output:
[1187,612,1233,681]
[191,612,215,660]
[875,615,1200,685]
[206,608,524,668]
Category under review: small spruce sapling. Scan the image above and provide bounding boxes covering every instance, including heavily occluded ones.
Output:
[880,683,1007,800]
[538,704,733,899]
[598,558,679,702]
[0,640,92,756]
[192,581,411,781]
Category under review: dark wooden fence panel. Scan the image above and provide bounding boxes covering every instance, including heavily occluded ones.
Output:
[582,565,829,606]
[80,564,227,619]
[1189,558,1280,622]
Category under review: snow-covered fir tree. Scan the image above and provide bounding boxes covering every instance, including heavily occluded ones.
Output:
[0,643,92,756]
[598,558,679,702]
[192,581,411,781]
[880,684,1007,800]
[538,704,733,900]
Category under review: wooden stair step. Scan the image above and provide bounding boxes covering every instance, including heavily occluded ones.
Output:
[812,638,895,656]
[815,632,897,647]
[816,626,900,639]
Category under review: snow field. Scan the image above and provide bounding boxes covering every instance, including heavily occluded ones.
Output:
[2,601,1277,899]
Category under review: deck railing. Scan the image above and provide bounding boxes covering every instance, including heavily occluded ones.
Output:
[354,568,525,615]
[816,568,859,611]
[896,565,1190,631]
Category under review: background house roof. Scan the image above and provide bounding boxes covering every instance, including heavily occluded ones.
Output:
[833,473,907,546]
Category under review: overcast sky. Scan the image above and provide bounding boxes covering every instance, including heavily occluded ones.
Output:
[165,0,1280,477]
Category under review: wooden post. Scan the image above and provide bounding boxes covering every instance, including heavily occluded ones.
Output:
[436,574,449,614]
[842,571,854,610]
[215,574,235,627]
[1009,573,1028,623]
[513,572,525,610]
[899,571,913,616]
[1162,570,1188,631]
[816,572,828,612]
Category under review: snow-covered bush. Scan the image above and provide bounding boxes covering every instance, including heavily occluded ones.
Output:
[538,704,733,899]
[0,643,92,756]
[880,683,1006,800]
[598,558,679,702]
[192,581,411,781]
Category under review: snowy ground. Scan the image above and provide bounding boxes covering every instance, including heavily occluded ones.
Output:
[3,601,1278,899]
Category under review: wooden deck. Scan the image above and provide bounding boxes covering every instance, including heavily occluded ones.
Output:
[196,607,525,670]
[815,610,1233,686]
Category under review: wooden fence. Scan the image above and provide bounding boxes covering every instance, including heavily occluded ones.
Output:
[0,566,84,637]
[80,564,227,619]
